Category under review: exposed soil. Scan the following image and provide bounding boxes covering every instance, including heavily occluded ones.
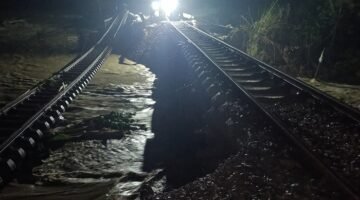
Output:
[139,24,343,200]
[154,147,340,200]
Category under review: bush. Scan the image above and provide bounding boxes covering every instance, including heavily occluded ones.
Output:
[226,0,351,79]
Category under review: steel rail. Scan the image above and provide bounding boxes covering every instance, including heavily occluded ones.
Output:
[0,12,128,115]
[170,21,359,199]
[185,21,360,122]
[0,11,129,186]
[0,47,110,154]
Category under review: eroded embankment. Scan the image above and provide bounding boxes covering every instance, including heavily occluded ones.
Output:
[0,22,345,200]
[142,26,220,188]
[140,24,343,200]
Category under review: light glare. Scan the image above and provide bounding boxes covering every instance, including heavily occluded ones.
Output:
[152,0,178,17]
[160,0,178,16]
[151,1,160,11]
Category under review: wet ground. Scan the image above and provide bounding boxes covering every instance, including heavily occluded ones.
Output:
[0,54,160,199]
[0,54,74,107]
[0,21,356,200]
[0,12,79,108]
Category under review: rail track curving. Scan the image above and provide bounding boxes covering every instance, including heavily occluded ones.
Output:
[171,21,360,199]
[0,11,129,187]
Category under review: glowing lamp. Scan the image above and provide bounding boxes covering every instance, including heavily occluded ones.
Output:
[152,0,179,17]
[151,1,160,11]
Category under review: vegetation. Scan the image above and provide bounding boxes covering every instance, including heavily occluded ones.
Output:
[228,1,284,64]
[226,0,360,84]
[301,78,360,109]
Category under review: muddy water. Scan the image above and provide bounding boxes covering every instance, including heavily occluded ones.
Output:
[0,54,75,107]
[0,54,159,199]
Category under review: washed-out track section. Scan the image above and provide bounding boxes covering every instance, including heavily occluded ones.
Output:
[0,12,129,187]
[171,21,360,199]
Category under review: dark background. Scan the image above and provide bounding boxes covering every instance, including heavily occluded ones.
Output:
[0,0,359,84]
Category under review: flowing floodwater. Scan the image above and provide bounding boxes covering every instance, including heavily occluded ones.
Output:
[0,54,74,107]
[0,54,159,199]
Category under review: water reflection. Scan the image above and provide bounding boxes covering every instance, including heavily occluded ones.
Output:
[0,55,158,200]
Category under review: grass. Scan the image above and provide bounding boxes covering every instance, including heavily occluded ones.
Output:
[301,78,360,109]
[246,1,282,57]
[227,0,284,63]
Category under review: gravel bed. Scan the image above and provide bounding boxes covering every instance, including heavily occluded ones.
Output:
[265,99,360,189]
[150,24,347,199]
[153,129,341,200]
[152,100,341,200]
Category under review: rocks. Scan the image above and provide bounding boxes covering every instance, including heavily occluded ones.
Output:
[154,145,341,200]
[266,99,360,188]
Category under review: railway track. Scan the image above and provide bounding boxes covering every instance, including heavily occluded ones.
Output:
[171,21,360,199]
[0,11,129,187]
[192,21,232,36]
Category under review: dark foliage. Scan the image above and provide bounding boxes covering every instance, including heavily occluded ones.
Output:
[222,0,360,84]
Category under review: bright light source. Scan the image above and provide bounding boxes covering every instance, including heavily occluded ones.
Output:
[151,1,160,11]
[160,0,178,16]
[151,0,178,17]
